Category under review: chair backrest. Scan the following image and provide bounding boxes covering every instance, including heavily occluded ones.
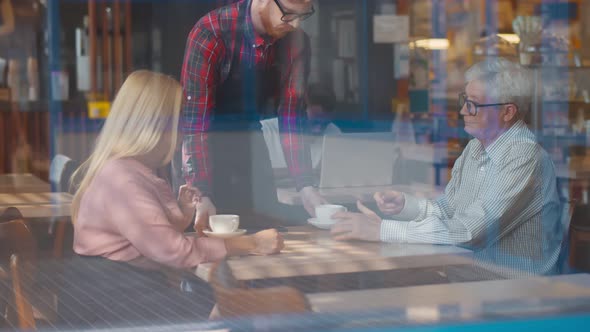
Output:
[49,154,80,194]
[209,260,310,318]
[0,207,24,224]
[10,254,36,330]
[49,154,70,190]
[556,200,576,274]
[0,210,37,267]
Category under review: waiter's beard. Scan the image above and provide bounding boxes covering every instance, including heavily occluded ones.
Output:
[259,3,293,40]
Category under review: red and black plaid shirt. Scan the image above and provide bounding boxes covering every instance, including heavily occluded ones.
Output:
[180,0,313,195]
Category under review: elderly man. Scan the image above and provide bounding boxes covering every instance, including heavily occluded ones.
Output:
[331,58,561,277]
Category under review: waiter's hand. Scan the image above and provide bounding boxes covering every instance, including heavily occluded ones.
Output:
[300,186,328,217]
[194,196,217,236]
[178,184,201,219]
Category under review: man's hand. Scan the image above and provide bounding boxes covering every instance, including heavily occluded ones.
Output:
[194,197,216,236]
[300,186,328,217]
[330,201,382,242]
[178,184,201,219]
[374,190,405,216]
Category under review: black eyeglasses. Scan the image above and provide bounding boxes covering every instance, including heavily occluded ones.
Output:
[273,0,315,23]
[458,92,513,116]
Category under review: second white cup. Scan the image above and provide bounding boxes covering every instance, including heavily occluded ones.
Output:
[315,204,347,224]
[209,215,240,233]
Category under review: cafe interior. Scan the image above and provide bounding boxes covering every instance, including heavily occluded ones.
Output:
[1,0,590,331]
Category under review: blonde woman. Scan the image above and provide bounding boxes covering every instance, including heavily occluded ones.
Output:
[72,69,283,267]
[63,70,283,326]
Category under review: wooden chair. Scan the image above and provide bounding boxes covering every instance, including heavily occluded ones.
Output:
[0,211,37,329]
[48,154,79,258]
[9,254,36,330]
[0,207,24,224]
[49,154,80,194]
[569,204,590,273]
[209,260,310,318]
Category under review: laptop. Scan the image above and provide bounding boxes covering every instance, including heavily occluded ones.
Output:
[319,133,399,193]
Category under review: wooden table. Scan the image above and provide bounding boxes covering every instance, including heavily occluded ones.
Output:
[277,183,444,205]
[2,204,71,218]
[308,274,590,316]
[0,173,50,193]
[195,226,472,282]
[0,192,72,206]
[0,192,73,218]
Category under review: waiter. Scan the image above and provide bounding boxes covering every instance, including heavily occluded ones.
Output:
[179,0,325,231]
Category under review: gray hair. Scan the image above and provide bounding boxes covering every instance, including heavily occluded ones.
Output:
[465,58,534,119]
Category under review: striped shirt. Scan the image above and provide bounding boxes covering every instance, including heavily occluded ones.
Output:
[180,0,313,194]
[381,121,562,277]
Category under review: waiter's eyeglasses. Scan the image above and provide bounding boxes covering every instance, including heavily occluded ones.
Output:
[458,92,514,116]
[274,0,315,23]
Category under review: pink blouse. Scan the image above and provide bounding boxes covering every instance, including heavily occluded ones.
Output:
[73,157,227,268]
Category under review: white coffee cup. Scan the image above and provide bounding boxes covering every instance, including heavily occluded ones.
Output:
[315,204,347,224]
[209,215,240,233]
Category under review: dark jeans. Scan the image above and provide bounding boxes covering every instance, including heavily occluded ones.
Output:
[173,130,311,228]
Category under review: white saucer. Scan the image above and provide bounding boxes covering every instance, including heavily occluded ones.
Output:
[203,229,247,239]
[308,218,336,230]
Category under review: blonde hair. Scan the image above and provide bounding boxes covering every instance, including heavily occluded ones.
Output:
[71,70,182,222]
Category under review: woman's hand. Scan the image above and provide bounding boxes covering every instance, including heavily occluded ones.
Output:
[224,229,284,256]
[194,196,217,236]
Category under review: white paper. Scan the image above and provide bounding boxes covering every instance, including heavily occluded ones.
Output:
[337,19,356,58]
[332,60,346,101]
[51,71,69,101]
[373,15,409,43]
[394,44,410,79]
